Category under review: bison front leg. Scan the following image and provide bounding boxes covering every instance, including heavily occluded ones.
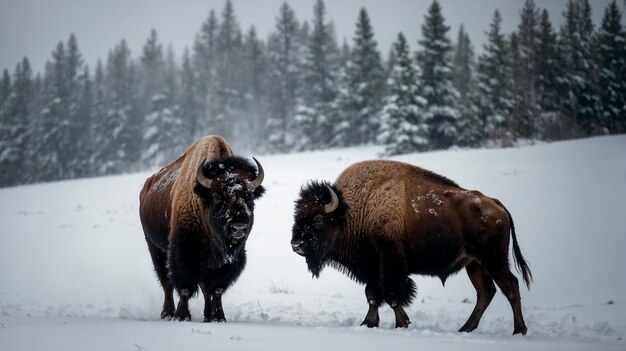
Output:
[209,288,227,322]
[168,230,200,321]
[198,284,226,323]
[361,284,382,328]
[379,244,416,328]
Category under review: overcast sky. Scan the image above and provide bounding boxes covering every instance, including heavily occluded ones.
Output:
[0,0,619,74]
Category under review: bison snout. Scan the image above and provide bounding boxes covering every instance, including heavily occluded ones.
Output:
[291,239,306,256]
[230,222,248,240]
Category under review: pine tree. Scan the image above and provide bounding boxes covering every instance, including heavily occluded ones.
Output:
[516,0,541,139]
[535,9,568,140]
[476,10,513,144]
[193,9,219,137]
[239,26,268,151]
[0,69,10,107]
[335,8,385,146]
[140,29,172,168]
[89,60,108,175]
[65,34,86,177]
[597,0,626,133]
[378,33,428,155]
[509,32,524,141]
[294,0,340,150]
[179,48,200,146]
[417,0,459,150]
[213,0,244,141]
[452,24,480,147]
[38,41,69,181]
[73,65,94,177]
[560,0,601,135]
[102,39,140,174]
[265,2,303,152]
[0,58,32,186]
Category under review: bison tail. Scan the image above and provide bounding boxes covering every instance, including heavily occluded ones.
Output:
[498,200,533,290]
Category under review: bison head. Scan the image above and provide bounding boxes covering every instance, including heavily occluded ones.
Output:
[194,156,265,262]
[291,181,349,277]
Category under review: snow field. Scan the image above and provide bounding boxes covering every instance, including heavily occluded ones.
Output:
[1,135,625,350]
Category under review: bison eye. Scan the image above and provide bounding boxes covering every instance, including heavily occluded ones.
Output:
[212,193,223,204]
[313,215,325,229]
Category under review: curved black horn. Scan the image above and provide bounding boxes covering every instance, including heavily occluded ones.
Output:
[251,157,264,189]
[196,163,213,188]
[324,185,339,214]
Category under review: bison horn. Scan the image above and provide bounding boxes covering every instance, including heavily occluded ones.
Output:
[251,157,264,189]
[196,163,213,189]
[324,185,339,214]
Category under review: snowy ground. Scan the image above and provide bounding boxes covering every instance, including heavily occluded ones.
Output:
[1,135,625,350]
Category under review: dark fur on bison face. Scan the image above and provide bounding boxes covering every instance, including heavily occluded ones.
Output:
[194,156,265,262]
[291,181,349,277]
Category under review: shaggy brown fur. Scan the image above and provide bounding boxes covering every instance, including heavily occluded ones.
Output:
[140,135,264,322]
[291,160,532,335]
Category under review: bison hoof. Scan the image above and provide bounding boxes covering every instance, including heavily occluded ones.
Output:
[395,318,410,328]
[458,322,477,333]
[360,318,379,328]
[513,325,527,336]
[173,310,191,322]
[211,317,227,323]
[161,310,174,320]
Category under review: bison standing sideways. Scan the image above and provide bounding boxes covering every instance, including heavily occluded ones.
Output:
[291,160,532,335]
[140,135,265,321]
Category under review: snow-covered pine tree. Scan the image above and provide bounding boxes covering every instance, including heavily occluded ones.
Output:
[452,24,481,147]
[535,9,569,140]
[72,65,94,178]
[0,69,10,178]
[416,0,459,150]
[161,45,185,162]
[515,0,541,139]
[560,0,601,135]
[140,29,180,169]
[102,39,141,174]
[0,58,32,186]
[339,38,351,68]
[265,2,303,153]
[88,60,108,176]
[0,69,10,108]
[293,0,340,150]
[378,33,428,156]
[193,9,219,139]
[509,32,526,142]
[476,10,513,145]
[179,48,200,146]
[238,26,268,151]
[38,41,70,181]
[597,0,626,133]
[335,8,385,147]
[213,0,244,141]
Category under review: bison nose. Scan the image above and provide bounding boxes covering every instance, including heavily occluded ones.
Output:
[291,239,306,256]
[230,222,248,240]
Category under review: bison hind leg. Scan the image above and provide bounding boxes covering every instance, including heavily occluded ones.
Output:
[459,261,496,333]
[482,260,528,335]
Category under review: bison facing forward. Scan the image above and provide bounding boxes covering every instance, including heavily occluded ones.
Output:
[291,160,532,335]
[140,135,265,322]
